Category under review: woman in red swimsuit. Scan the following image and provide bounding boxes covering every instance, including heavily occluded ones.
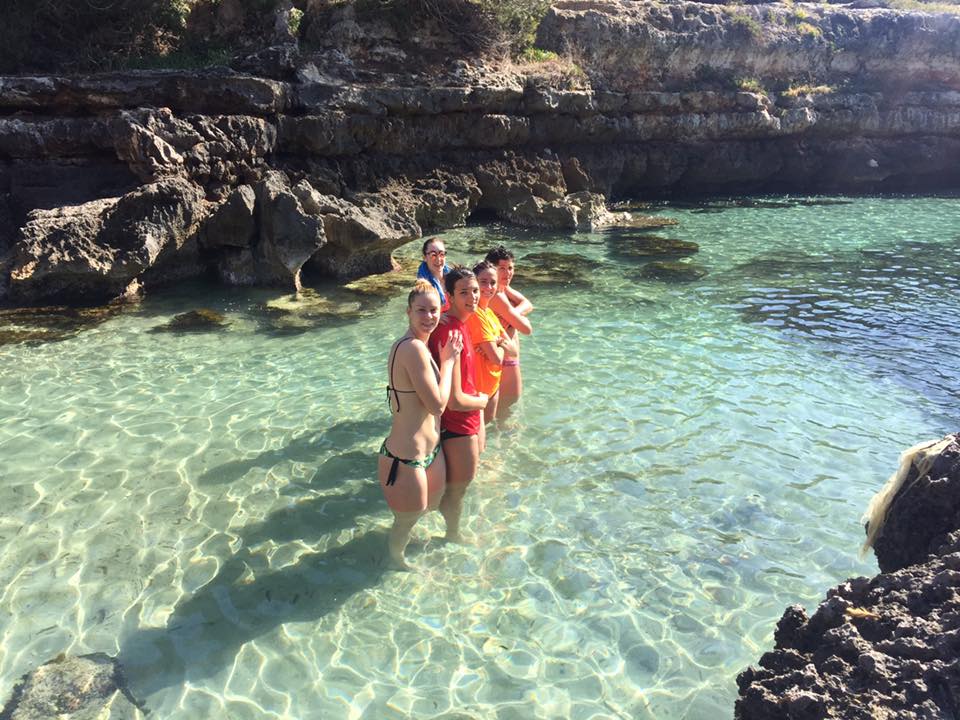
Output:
[428,266,489,543]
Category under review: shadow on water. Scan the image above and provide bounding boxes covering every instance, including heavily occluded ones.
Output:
[724,239,960,424]
[197,418,386,486]
[120,442,391,700]
[119,529,389,699]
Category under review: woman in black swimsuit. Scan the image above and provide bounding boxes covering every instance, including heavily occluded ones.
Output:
[379,279,462,568]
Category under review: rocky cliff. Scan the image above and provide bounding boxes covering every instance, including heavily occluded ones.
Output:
[735,434,960,719]
[2,0,960,306]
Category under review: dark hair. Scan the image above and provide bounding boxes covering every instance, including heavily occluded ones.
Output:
[472,260,496,277]
[485,245,514,264]
[422,237,444,255]
[443,264,476,295]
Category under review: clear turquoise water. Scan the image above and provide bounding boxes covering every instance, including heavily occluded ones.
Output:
[0,196,957,719]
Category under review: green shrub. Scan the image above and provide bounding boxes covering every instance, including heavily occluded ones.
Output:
[727,12,762,40]
[736,77,765,93]
[355,0,551,56]
[795,21,822,38]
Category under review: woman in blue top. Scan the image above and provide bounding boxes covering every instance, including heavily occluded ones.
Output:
[417,238,450,312]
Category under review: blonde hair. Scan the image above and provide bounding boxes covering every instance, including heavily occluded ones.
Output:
[861,436,953,556]
[408,279,440,307]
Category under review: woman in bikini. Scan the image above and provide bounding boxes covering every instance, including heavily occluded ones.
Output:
[428,266,489,543]
[379,279,462,569]
[484,246,533,419]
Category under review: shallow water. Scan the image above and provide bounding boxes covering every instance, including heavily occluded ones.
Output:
[1,195,958,719]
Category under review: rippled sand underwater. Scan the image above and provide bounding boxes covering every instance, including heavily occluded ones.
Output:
[1,196,958,719]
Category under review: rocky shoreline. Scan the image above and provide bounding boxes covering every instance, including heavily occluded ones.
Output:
[2,0,960,307]
[735,433,960,719]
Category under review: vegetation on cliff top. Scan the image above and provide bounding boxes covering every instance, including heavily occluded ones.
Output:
[0,0,551,73]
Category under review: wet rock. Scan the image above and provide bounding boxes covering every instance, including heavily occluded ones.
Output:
[151,308,228,333]
[0,303,126,347]
[265,289,363,316]
[0,653,142,720]
[513,251,599,287]
[606,214,680,231]
[637,260,708,282]
[343,259,418,298]
[6,178,208,306]
[608,234,700,260]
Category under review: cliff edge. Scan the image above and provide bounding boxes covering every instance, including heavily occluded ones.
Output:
[3,1,960,307]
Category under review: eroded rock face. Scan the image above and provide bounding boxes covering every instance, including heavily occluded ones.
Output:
[736,433,960,720]
[3,3,960,305]
[7,178,207,305]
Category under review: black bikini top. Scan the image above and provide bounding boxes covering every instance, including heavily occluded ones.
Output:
[386,337,440,412]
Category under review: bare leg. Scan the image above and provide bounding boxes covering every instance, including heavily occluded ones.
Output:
[497,365,522,420]
[388,510,423,570]
[483,390,500,425]
[439,434,479,543]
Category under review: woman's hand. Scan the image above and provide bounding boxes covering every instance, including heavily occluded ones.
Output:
[476,392,489,408]
[440,330,463,362]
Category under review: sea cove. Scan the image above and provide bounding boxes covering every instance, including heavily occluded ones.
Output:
[1,196,956,718]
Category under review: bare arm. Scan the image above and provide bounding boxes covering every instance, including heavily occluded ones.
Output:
[447,354,488,411]
[504,285,533,316]
[476,339,504,367]
[489,293,533,335]
[404,340,455,416]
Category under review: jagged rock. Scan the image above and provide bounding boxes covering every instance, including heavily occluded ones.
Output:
[6,178,207,305]
[637,260,708,282]
[111,109,276,191]
[151,308,228,332]
[736,434,960,720]
[250,171,326,291]
[868,433,960,573]
[199,185,257,250]
[294,181,420,280]
[0,653,142,720]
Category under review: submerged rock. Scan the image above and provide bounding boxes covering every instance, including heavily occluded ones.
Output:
[343,263,417,298]
[0,653,143,720]
[736,433,960,720]
[264,288,364,320]
[152,308,228,332]
[637,261,708,282]
[608,234,700,260]
[607,214,680,231]
[0,304,126,347]
[513,251,599,287]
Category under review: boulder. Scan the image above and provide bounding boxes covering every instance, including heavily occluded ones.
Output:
[296,181,420,280]
[865,433,960,573]
[514,252,599,287]
[6,178,207,305]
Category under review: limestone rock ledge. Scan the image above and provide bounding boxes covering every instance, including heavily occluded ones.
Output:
[3,1,960,306]
[735,434,960,720]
